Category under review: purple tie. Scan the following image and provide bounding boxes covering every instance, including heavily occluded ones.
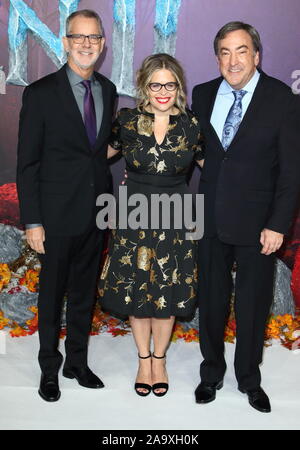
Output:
[81,80,97,146]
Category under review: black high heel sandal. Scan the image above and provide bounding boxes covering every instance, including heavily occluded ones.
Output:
[152,353,169,397]
[134,353,152,397]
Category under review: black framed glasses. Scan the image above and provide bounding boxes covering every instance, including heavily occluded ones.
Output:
[148,82,178,92]
[66,34,103,44]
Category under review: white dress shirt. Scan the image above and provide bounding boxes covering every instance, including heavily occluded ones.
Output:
[210,69,260,142]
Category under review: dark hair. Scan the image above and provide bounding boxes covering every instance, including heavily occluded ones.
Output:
[214,21,261,55]
[66,9,103,35]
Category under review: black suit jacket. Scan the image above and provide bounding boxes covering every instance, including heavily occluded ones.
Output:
[17,64,117,236]
[192,71,300,245]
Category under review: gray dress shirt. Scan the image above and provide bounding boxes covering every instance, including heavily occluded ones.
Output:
[26,64,103,230]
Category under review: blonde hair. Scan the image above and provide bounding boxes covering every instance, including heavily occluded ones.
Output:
[136,53,187,114]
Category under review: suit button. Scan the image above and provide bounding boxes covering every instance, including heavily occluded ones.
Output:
[90,182,94,187]
[223,156,228,161]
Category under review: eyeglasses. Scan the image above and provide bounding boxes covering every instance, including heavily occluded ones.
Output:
[66,34,103,44]
[148,82,178,92]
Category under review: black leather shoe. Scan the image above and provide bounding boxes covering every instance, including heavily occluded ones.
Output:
[38,374,61,402]
[63,366,104,389]
[238,386,271,413]
[195,380,223,404]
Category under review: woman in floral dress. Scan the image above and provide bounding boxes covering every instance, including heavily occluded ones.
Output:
[99,54,204,396]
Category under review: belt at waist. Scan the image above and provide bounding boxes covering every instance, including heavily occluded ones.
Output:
[127,171,186,187]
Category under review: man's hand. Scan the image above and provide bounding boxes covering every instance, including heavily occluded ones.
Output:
[26,226,45,254]
[260,228,284,255]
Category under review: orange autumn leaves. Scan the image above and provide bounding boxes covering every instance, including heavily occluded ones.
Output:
[171,323,199,343]
[171,313,300,348]
[0,264,39,336]
[19,269,39,293]
[0,264,11,291]
[0,264,39,293]
[91,303,130,337]
[2,306,300,349]
[1,259,299,348]
[0,306,38,337]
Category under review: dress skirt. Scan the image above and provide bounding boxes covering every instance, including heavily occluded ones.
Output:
[98,171,198,319]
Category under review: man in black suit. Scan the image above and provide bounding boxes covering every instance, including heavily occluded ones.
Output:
[192,22,300,412]
[17,9,116,402]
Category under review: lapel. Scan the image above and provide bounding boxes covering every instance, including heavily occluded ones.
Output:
[93,71,110,149]
[226,71,267,151]
[205,78,224,153]
[205,71,268,153]
[55,64,111,152]
[55,64,91,151]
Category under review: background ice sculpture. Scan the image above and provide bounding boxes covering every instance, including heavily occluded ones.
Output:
[0,66,6,94]
[110,0,136,97]
[154,0,182,55]
[7,0,81,86]
[5,0,182,97]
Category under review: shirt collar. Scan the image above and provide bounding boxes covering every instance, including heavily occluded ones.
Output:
[218,69,260,95]
[66,64,95,86]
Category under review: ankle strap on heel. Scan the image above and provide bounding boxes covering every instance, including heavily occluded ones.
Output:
[152,353,166,359]
[138,353,151,359]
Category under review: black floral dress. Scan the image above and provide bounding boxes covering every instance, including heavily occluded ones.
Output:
[99,108,204,319]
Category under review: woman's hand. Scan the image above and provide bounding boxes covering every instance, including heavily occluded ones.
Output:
[197,159,205,168]
[107,145,120,159]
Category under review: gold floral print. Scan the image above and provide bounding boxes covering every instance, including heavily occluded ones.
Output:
[125,295,132,304]
[137,114,153,137]
[154,295,167,310]
[124,120,136,131]
[171,135,188,153]
[150,267,158,284]
[173,233,183,245]
[100,255,111,280]
[172,268,180,284]
[99,108,203,317]
[119,255,133,266]
[157,254,170,268]
[148,146,159,156]
[157,160,167,173]
[193,267,198,281]
[184,249,193,259]
[137,246,153,271]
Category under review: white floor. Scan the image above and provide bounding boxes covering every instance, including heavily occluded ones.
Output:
[0,332,299,431]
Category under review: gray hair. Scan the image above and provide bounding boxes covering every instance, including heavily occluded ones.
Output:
[214,21,261,55]
[66,9,103,35]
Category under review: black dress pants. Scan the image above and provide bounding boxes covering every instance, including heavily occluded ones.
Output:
[198,236,275,390]
[37,225,104,375]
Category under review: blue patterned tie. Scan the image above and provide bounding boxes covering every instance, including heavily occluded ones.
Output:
[221,90,247,151]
